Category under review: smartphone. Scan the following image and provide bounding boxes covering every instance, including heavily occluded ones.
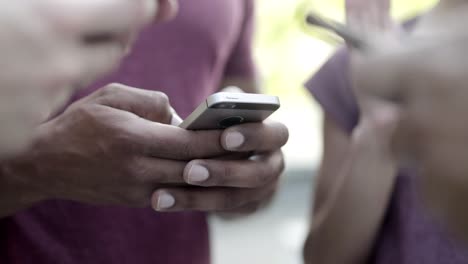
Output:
[180,92,280,130]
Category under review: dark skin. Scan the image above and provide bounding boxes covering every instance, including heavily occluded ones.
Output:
[157,79,288,214]
[0,83,288,218]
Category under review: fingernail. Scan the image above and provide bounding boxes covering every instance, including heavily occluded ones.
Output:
[187,164,210,184]
[171,113,183,126]
[156,192,175,210]
[225,131,245,150]
[170,107,183,126]
[222,86,243,93]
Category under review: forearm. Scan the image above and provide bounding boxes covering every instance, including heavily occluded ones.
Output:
[304,166,369,264]
[0,162,42,218]
[0,125,53,218]
[304,169,355,264]
[305,152,396,264]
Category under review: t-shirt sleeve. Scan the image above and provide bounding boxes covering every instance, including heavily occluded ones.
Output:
[305,48,360,134]
[223,0,256,80]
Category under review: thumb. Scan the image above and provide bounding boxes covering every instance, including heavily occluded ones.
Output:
[91,83,175,124]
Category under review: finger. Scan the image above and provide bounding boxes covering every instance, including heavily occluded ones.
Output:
[132,123,229,160]
[221,86,244,93]
[155,0,179,22]
[218,201,266,219]
[130,156,187,185]
[183,151,284,188]
[346,0,391,33]
[375,0,392,30]
[221,121,289,152]
[346,0,366,31]
[92,83,174,124]
[151,182,277,212]
[40,0,155,37]
[217,190,277,219]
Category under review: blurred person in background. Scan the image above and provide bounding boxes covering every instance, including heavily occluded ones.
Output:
[0,0,160,156]
[0,0,288,263]
[304,0,468,263]
[350,0,468,242]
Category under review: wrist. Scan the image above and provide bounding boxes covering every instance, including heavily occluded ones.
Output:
[0,124,54,217]
[0,162,44,217]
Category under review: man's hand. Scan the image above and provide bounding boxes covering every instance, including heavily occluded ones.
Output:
[151,121,289,212]
[0,83,228,215]
[0,83,288,219]
[151,86,289,213]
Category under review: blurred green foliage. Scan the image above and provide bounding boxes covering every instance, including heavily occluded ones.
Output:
[255,0,438,97]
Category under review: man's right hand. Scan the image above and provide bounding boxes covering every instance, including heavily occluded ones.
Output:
[0,84,227,214]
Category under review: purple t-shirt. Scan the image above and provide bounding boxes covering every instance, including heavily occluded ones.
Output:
[0,1,255,263]
[306,48,468,263]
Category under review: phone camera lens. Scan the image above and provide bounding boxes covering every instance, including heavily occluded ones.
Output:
[219,116,245,128]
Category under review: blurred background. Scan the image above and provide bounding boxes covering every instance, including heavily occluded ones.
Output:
[211,0,437,263]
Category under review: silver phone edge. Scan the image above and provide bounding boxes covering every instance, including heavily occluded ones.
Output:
[179,92,281,130]
[179,100,209,129]
[206,92,280,107]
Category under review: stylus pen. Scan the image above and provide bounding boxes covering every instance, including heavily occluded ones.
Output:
[305,12,368,50]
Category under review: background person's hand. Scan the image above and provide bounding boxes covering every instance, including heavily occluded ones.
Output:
[347,0,468,242]
[0,0,176,156]
[0,83,230,216]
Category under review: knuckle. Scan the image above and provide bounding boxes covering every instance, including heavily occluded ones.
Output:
[181,191,197,209]
[71,104,98,122]
[152,91,170,106]
[151,91,172,120]
[254,170,271,186]
[99,83,125,97]
[130,157,167,184]
[128,159,150,184]
[70,105,132,153]
[242,130,261,150]
[121,188,151,207]
[215,164,232,186]
[220,191,239,210]
[254,161,278,186]
[179,139,197,160]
